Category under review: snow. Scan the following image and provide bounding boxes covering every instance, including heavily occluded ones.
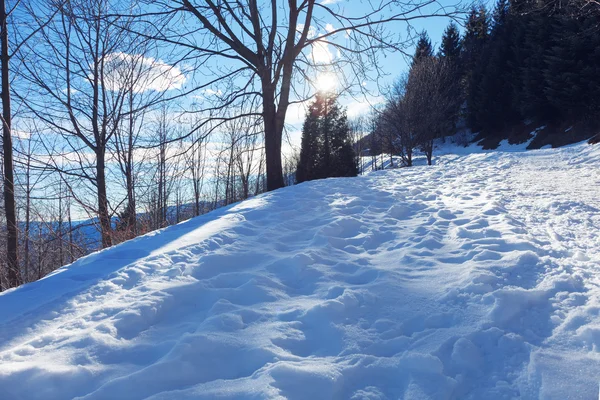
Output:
[1,141,600,399]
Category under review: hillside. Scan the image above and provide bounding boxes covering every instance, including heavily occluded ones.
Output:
[0,142,599,399]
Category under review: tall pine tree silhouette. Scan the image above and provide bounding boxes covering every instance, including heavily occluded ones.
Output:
[413,31,433,66]
[462,5,490,132]
[438,22,463,134]
[296,93,358,183]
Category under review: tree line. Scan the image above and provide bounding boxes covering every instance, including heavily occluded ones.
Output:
[369,0,600,165]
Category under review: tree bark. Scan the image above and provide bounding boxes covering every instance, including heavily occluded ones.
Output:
[125,94,136,237]
[261,84,284,191]
[1,0,19,287]
[96,149,112,248]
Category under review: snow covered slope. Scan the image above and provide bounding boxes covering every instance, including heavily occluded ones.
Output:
[1,142,599,400]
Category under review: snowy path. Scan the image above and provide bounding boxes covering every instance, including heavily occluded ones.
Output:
[0,143,599,399]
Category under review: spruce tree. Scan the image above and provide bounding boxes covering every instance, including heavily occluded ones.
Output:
[476,0,519,134]
[413,31,433,66]
[438,22,461,60]
[462,5,490,132]
[438,22,463,134]
[544,15,600,121]
[296,103,321,183]
[296,93,358,183]
[519,12,555,121]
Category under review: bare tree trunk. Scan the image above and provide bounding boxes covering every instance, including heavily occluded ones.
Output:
[125,94,136,236]
[1,0,18,287]
[426,139,433,165]
[261,84,284,191]
[24,143,31,281]
[57,182,64,266]
[67,194,74,263]
[255,149,264,196]
[96,149,112,248]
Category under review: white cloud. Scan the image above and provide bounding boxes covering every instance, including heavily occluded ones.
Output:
[102,52,186,93]
[311,41,334,64]
[345,96,385,118]
[325,23,335,33]
[201,88,223,97]
[296,24,318,39]
[285,100,310,126]
[12,130,31,140]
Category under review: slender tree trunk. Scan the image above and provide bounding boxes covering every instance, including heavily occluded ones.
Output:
[58,186,64,266]
[24,149,31,281]
[426,139,433,165]
[1,0,18,287]
[126,94,136,236]
[67,195,74,263]
[24,190,30,281]
[125,167,135,236]
[193,178,200,216]
[37,229,42,280]
[96,149,112,248]
[255,149,264,195]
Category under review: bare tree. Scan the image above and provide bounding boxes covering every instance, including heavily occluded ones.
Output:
[133,0,459,192]
[0,0,20,287]
[18,0,146,248]
[404,56,455,165]
[185,121,208,217]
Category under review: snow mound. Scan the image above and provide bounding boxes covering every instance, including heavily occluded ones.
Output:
[1,142,600,399]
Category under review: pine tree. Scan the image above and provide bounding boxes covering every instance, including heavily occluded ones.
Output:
[462,5,490,132]
[543,15,600,121]
[475,0,520,134]
[296,103,321,183]
[518,12,555,121]
[296,93,358,183]
[438,22,463,134]
[438,22,461,60]
[413,31,433,66]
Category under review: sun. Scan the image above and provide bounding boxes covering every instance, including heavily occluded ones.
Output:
[314,72,338,93]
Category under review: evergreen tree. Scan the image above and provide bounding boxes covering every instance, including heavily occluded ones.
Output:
[296,104,320,183]
[543,15,600,121]
[438,22,463,134]
[475,0,520,133]
[296,93,358,183]
[438,22,461,60]
[413,31,433,65]
[518,12,555,121]
[461,5,490,131]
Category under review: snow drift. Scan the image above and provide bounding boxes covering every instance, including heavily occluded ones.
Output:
[0,142,599,399]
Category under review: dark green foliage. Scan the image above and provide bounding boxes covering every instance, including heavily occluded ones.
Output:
[438,22,463,133]
[461,5,490,131]
[296,93,358,183]
[519,13,555,120]
[413,31,433,65]
[459,0,600,139]
[438,22,462,60]
[473,0,520,132]
[543,16,600,121]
